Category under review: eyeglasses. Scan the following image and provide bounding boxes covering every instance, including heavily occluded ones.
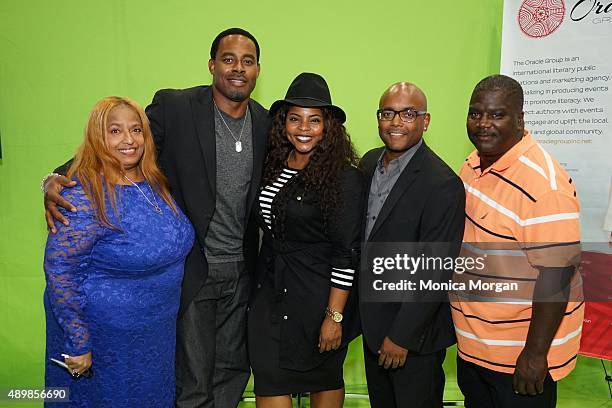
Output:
[377,109,427,123]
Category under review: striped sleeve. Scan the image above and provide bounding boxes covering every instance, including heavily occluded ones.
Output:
[329,168,363,290]
[331,266,355,288]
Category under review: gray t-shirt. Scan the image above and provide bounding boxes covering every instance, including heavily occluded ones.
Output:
[204,106,253,263]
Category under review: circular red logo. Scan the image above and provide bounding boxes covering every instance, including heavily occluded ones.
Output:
[518,0,565,38]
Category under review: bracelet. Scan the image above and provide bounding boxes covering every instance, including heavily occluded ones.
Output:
[41,172,61,194]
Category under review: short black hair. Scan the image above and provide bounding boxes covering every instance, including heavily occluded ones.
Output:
[210,27,260,62]
[472,74,524,111]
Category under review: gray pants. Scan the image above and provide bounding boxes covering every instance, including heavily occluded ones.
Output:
[176,261,250,408]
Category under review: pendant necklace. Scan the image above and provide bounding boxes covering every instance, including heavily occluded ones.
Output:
[213,101,249,152]
[123,174,163,214]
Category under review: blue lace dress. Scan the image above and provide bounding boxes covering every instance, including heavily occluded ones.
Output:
[43,180,194,407]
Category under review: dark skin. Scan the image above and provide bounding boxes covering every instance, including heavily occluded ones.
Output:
[44,34,261,231]
[44,175,77,233]
[514,265,573,395]
[375,82,431,369]
[207,34,260,118]
[65,352,92,376]
[466,89,523,171]
[467,87,571,395]
[378,82,430,170]
[378,336,407,369]
[256,106,347,408]
[284,106,348,354]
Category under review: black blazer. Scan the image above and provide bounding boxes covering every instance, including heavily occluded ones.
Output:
[358,141,465,355]
[145,85,270,315]
[54,86,269,315]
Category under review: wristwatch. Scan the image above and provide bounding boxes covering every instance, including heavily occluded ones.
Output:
[325,307,343,323]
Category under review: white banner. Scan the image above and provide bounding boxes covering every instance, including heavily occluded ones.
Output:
[501,0,612,243]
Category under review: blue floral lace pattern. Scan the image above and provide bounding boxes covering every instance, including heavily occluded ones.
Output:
[44,181,194,407]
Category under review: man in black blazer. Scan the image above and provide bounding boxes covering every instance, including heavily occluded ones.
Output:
[43,28,269,408]
[359,82,465,408]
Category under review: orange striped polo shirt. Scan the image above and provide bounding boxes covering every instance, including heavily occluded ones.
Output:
[451,130,584,381]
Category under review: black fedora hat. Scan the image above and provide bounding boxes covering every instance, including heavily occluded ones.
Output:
[269,72,346,123]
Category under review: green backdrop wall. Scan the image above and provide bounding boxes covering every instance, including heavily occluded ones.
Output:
[1,1,607,407]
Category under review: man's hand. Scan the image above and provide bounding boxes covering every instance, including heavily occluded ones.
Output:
[64,351,92,376]
[44,175,76,233]
[378,336,408,369]
[318,317,342,353]
[513,348,548,396]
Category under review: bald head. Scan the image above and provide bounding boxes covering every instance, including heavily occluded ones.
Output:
[380,82,427,111]
[377,82,431,162]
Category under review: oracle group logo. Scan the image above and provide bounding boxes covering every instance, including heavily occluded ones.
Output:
[518,0,566,38]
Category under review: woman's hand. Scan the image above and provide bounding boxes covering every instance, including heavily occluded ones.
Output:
[318,317,342,353]
[64,352,92,377]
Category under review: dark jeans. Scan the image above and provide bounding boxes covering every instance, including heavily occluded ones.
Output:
[176,261,250,408]
[457,357,557,408]
[363,339,446,408]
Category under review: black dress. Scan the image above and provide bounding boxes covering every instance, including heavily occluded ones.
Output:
[247,166,363,396]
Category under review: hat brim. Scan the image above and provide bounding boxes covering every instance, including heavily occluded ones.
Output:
[269,97,346,124]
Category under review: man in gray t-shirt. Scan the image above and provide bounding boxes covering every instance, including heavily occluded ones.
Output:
[206,106,253,264]
[167,28,265,408]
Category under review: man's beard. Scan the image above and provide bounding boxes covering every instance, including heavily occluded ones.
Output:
[226,89,248,102]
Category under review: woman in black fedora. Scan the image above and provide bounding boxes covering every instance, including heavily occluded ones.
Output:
[247,72,363,407]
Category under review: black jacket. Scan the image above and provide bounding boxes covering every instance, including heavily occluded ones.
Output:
[144,85,270,315]
[358,142,465,355]
[57,87,269,314]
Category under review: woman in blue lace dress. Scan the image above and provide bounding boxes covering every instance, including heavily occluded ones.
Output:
[43,96,194,407]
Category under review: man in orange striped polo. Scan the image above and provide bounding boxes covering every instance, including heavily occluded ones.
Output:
[451,75,583,407]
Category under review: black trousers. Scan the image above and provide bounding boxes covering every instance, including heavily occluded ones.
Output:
[175,261,251,408]
[363,339,446,408]
[457,357,557,408]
